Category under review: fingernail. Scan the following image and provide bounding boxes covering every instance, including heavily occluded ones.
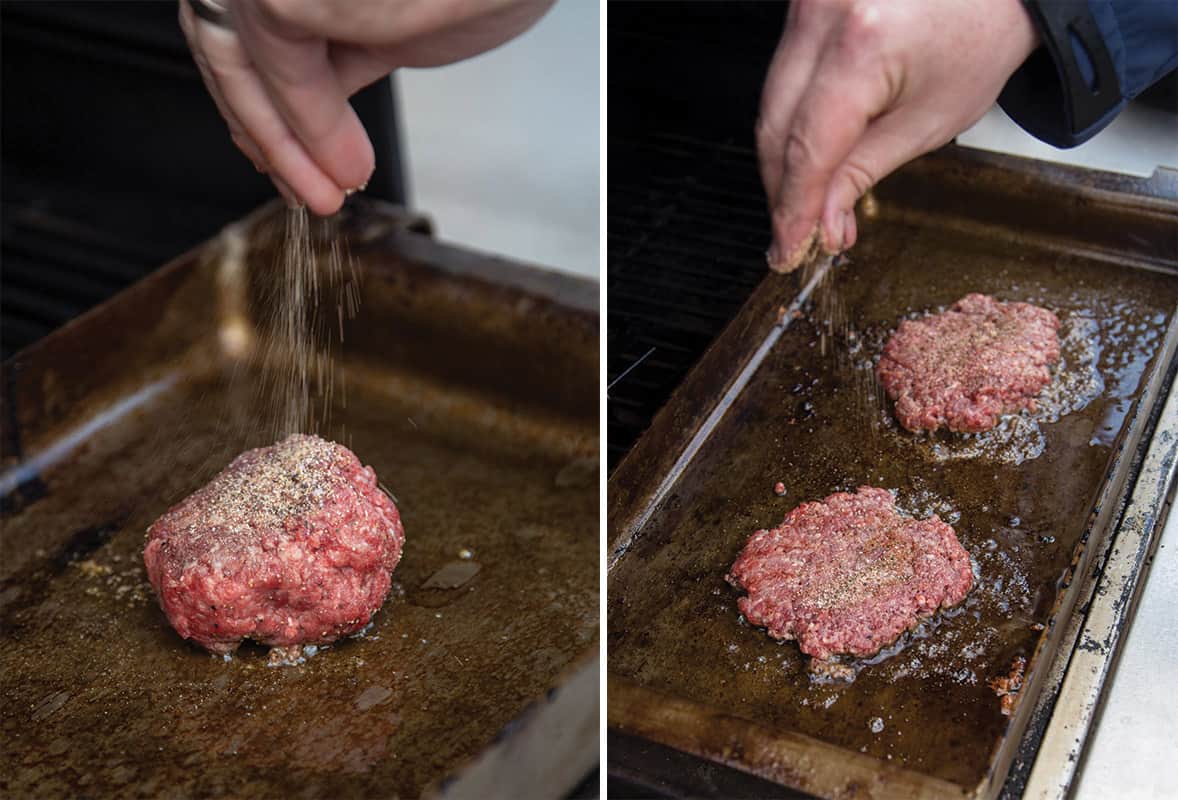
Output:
[767,242,781,269]
[843,211,857,250]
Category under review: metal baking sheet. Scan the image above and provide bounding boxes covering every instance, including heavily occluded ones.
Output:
[607,147,1178,799]
[0,199,599,798]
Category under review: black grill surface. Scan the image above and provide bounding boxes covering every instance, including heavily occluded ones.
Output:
[607,134,770,468]
[0,1,405,363]
[607,1,787,471]
[0,204,179,362]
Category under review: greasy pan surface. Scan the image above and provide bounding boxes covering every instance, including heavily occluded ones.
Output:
[608,150,1178,796]
[0,203,599,797]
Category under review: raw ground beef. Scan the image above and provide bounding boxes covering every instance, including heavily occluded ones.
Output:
[726,487,973,664]
[143,434,404,655]
[877,293,1061,433]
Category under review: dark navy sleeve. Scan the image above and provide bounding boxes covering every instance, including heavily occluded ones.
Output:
[998,0,1178,148]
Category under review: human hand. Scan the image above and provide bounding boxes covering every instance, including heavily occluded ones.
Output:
[757,0,1039,272]
[179,0,555,215]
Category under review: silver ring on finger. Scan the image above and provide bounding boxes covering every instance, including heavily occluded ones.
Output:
[187,0,232,29]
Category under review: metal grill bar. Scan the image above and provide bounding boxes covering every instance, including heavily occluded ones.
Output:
[1,207,162,360]
[607,132,771,469]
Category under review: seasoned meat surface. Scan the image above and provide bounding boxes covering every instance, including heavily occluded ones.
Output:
[877,293,1061,433]
[143,434,404,654]
[727,487,973,664]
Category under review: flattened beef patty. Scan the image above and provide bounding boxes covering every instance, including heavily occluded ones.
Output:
[727,487,972,664]
[144,434,404,654]
[877,293,1061,433]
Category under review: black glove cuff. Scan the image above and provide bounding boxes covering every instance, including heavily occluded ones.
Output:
[1017,0,1120,137]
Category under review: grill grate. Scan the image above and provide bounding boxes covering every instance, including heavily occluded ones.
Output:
[605,0,786,472]
[1,205,170,361]
[607,133,772,469]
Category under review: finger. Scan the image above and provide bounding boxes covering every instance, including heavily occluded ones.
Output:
[756,1,846,208]
[180,1,270,173]
[234,2,375,191]
[189,14,345,214]
[331,43,397,96]
[252,0,555,51]
[842,206,857,251]
[822,108,952,250]
[768,35,891,269]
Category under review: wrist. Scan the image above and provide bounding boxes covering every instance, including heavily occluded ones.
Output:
[1007,0,1040,65]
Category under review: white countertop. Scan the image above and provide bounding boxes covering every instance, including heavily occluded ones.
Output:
[395,1,600,280]
[1072,508,1178,800]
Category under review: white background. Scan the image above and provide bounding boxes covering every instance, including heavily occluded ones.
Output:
[396,1,600,279]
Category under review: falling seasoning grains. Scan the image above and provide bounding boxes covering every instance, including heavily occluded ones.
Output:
[259,207,364,440]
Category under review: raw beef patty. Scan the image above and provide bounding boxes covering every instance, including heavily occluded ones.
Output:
[877,293,1061,433]
[727,487,973,663]
[144,434,404,655]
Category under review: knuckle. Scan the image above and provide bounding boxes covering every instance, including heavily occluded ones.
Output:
[191,49,212,75]
[784,129,818,172]
[229,131,254,153]
[206,59,236,87]
[255,0,292,20]
[843,161,877,199]
[771,203,797,233]
[754,116,780,146]
[844,1,884,45]
[255,0,313,26]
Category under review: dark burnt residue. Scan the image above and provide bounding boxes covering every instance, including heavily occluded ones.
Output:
[50,515,130,572]
[990,656,1027,716]
[0,207,599,798]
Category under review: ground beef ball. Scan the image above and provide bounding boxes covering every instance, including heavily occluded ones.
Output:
[877,293,1061,433]
[726,487,973,664]
[143,434,404,655]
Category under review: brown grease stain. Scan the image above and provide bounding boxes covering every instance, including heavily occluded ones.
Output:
[0,203,599,798]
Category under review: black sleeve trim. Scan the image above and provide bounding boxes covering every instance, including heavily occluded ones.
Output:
[1006,0,1121,143]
